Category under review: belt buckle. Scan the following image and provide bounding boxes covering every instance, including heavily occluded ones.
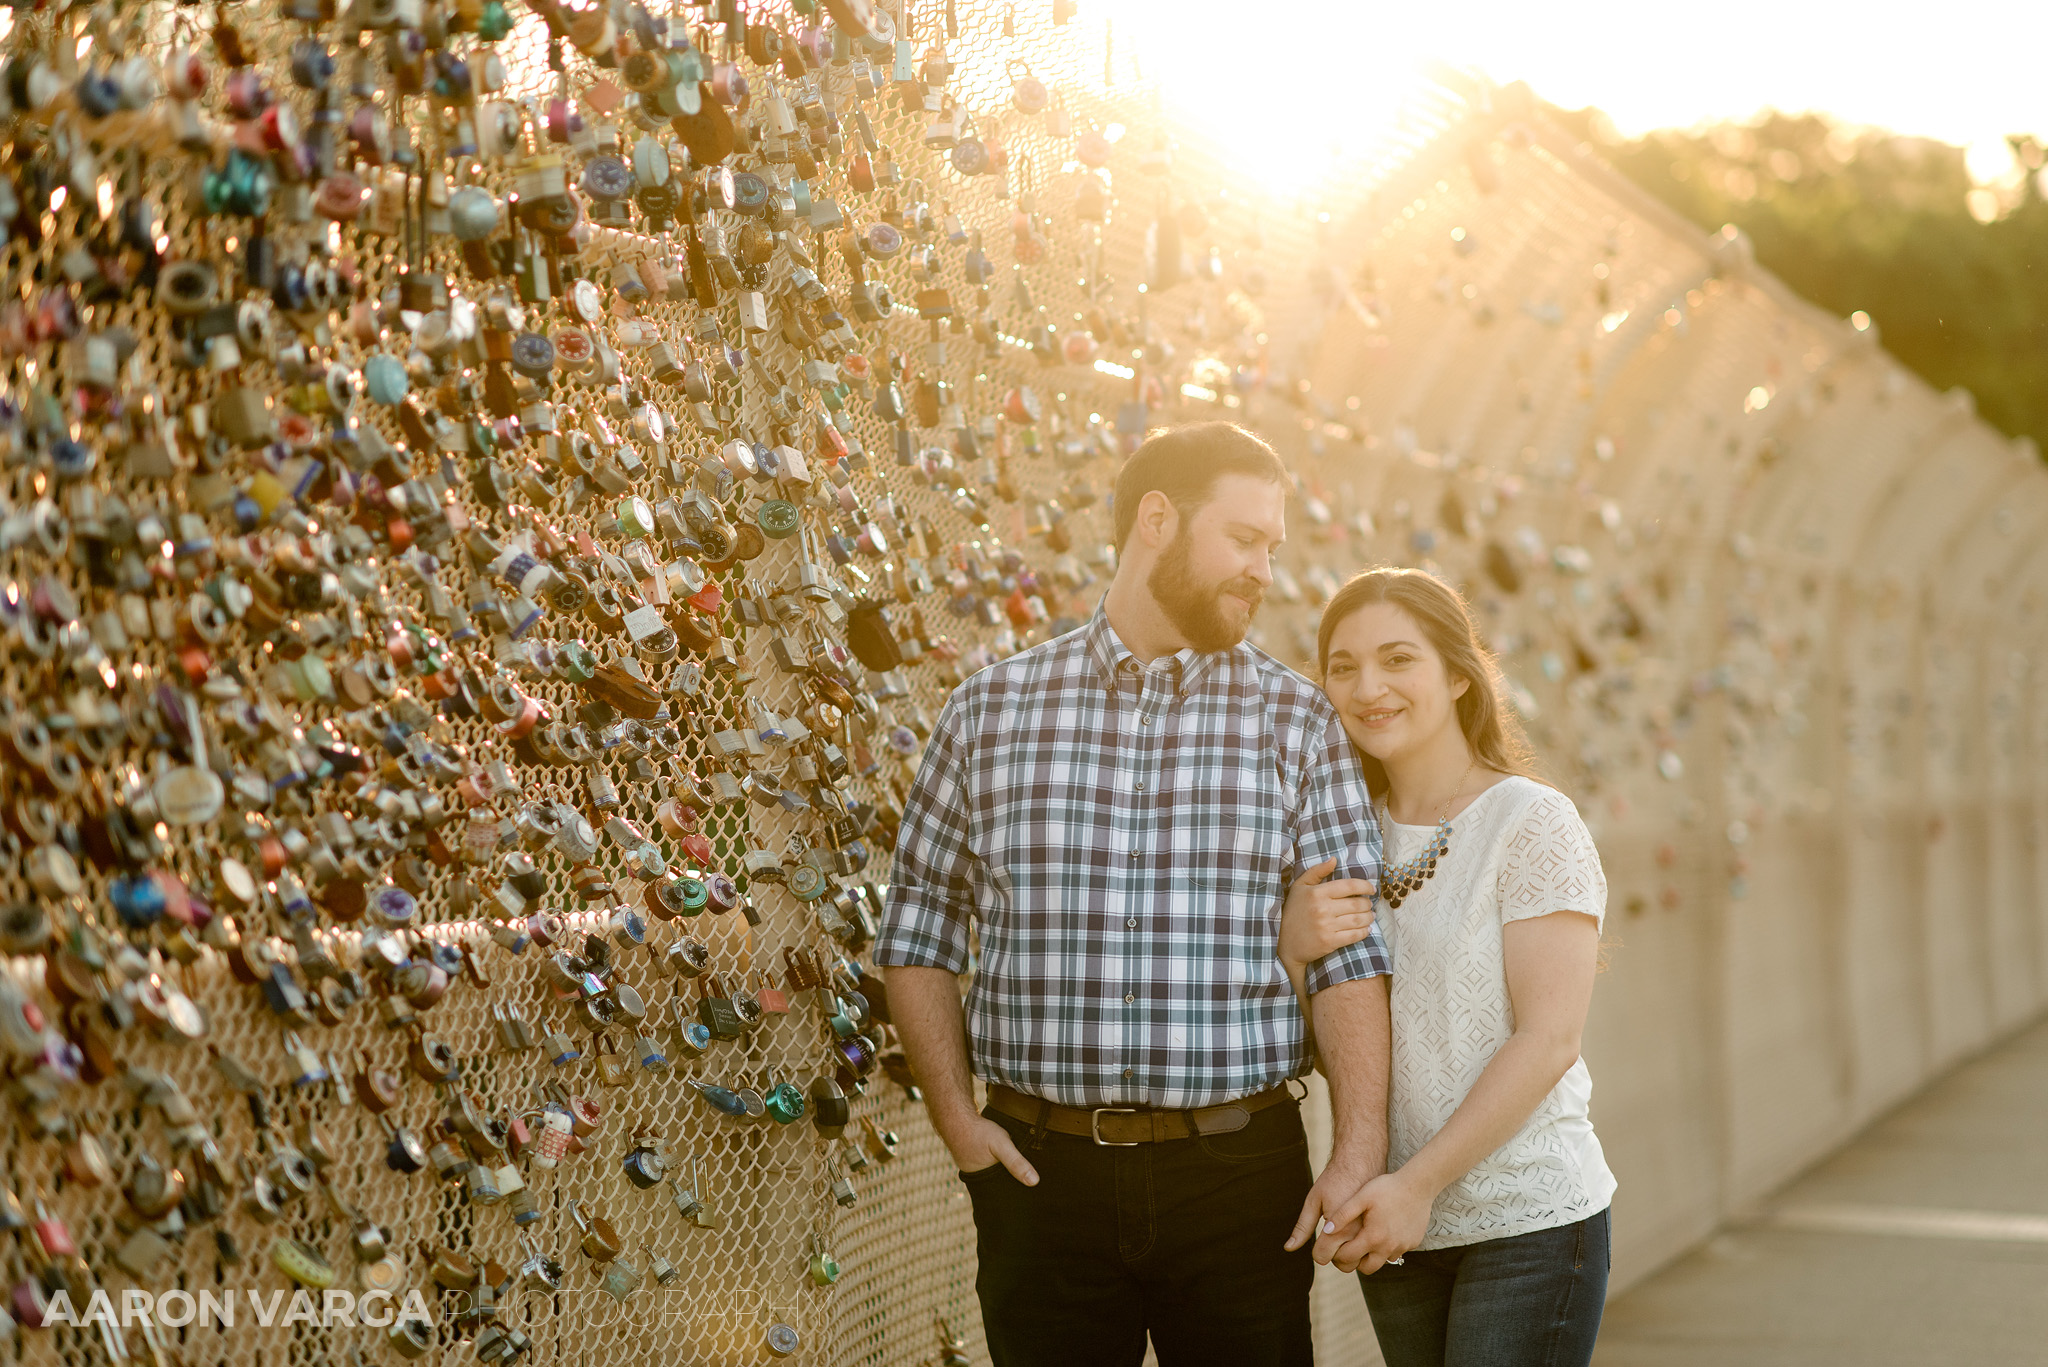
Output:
[1089,1107,1140,1147]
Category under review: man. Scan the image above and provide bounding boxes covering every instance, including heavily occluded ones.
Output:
[877,422,1392,1366]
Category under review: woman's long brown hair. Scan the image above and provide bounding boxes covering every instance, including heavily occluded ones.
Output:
[1315,567,1542,798]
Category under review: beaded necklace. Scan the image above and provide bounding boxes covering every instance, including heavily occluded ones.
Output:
[1377,759,1476,909]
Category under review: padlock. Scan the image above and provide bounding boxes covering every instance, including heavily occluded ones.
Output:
[807,1235,841,1287]
[645,1245,681,1287]
[495,1003,537,1051]
[622,1133,668,1188]
[284,1032,329,1086]
[633,1025,670,1073]
[763,1073,807,1125]
[466,1163,504,1206]
[696,975,743,1041]
[862,1115,901,1162]
[598,1254,641,1302]
[529,1108,574,1170]
[593,1033,631,1088]
[732,979,764,1032]
[31,1195,74,1259]
[667,995,713,1057]
[567,1200,623,1262]
[542,1019,582,1067]
[666,1170,702,1223]
[783,945,827,993]
[842,1135,871,1172]
[666,937,711,978]
[809,1076,851,1138]
[755,969,790,1015]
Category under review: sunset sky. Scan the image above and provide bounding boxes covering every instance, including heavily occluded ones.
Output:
[1096,0,2048,189]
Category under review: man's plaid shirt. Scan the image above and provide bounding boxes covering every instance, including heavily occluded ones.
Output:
[876,608,1390,1110]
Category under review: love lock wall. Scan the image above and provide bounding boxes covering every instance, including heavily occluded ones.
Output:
[0,3,2035,1365]
[1267,83,2048,1303]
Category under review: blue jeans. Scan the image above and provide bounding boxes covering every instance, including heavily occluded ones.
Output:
[1360,1207,1611,1367]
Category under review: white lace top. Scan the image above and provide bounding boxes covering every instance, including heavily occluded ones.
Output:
[1378,776,1617,1249]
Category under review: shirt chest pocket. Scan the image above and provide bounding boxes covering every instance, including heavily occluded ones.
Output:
[1190,811,1285,887]
[1190,811,1288,991]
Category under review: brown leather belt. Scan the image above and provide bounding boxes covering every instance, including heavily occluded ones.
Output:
[986,1082,1297,1146]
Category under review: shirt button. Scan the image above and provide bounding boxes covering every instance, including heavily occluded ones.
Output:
[1134,780,1145,791]
[1123,993,1135,1004]
[1125,918,1136,929]
[1140,717,1152,726]
[1127,850,1140,860]
[1122,1068,1135,1079]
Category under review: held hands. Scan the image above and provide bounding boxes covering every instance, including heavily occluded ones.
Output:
[942,1114,1040,1186]
[1310,1171,1433,1275]
[1280,859,1379,971]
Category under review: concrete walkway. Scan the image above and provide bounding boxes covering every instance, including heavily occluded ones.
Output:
[1594,1015,2048,1367]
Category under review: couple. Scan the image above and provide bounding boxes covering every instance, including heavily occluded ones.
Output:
[878,423,1614,1367]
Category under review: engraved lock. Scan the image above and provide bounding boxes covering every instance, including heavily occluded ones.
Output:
[598,1253,641,1303]
[696,975,743,1041]
[594,1032,631,1088]
[124,1153,188,1221]
[937,1315,972,1367]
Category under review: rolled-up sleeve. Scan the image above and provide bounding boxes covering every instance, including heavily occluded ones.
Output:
[1292,709,1392,993]
[874,691,979,974]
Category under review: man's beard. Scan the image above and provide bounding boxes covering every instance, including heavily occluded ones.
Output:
[1146,527,1265,652]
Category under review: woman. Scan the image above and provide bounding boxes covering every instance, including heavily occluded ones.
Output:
[1282,567,1614,1367]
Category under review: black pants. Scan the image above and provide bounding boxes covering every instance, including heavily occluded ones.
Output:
[961,1097,1316,1367]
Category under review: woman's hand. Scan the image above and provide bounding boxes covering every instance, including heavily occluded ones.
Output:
[1317,1170,1434,1275]
[1281,858,1379,971]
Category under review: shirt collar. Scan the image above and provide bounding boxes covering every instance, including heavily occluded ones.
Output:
[1083,604,1240,695]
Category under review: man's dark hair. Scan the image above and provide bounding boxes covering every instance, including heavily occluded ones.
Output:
[1111,422,1291,553]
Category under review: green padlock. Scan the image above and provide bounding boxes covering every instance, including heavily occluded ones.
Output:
[764,1074,806,1126]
